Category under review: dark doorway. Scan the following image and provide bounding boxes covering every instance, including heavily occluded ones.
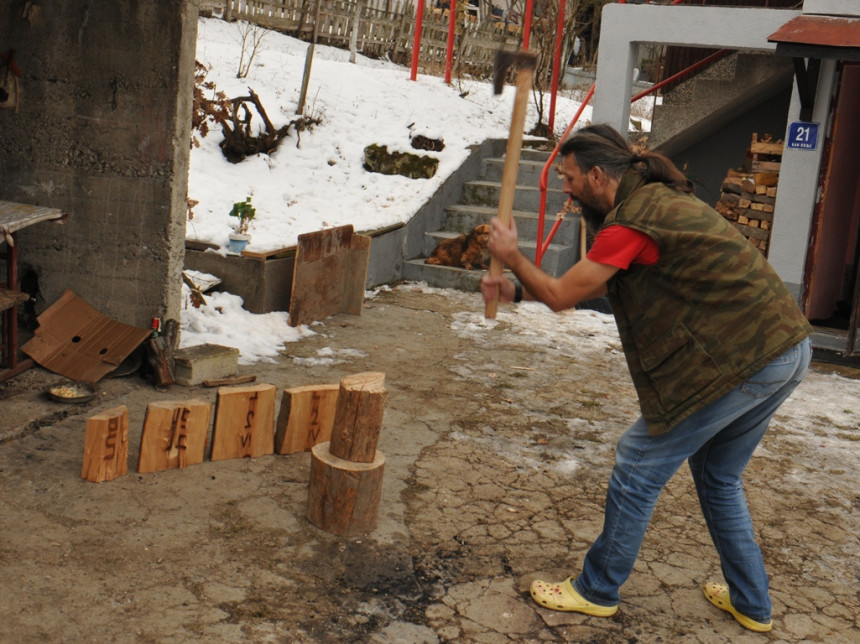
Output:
[804,63,860,355]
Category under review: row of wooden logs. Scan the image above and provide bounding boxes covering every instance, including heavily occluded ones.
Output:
[714,134,784,256]
[82,371,387,537]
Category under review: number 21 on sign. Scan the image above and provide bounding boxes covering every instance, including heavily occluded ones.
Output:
[788,122,819,151]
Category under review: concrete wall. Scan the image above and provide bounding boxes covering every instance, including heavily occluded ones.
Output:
[0,1,198,328]
[594,4,800,136]
[669,86,793,206]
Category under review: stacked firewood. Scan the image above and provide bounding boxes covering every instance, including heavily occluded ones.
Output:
[714,134,783,256]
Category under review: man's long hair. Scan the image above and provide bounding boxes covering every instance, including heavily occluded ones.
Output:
[560,123,693,194]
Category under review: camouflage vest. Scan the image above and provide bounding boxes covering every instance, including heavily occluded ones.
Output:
[603,171,812,434]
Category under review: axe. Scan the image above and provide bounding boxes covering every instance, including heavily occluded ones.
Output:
[485,48,537,319]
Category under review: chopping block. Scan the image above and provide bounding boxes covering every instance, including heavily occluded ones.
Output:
[306,372,386,536]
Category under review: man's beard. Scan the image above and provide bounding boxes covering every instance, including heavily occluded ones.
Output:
[576,182,612,234]
[580,204,607,234]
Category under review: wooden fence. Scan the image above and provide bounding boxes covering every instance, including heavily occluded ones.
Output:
[201,0,521,78]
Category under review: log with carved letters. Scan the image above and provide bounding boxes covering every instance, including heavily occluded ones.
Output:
[211,383,276,460]
[275,383,339,455]
[138,399,213,473]
[82,405,129,482]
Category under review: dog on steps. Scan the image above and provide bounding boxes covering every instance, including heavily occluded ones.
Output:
[425,224,491,270]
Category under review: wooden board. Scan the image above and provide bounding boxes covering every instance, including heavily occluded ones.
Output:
[306,441,385,537]
[138,399,212,473]
[145,336,174,387]
[0,288,28,312]
[203,375,256,387]
[82,405,129,482]
[343,233,371,316]
[211,383,276,460]
[749,134,784,156]
[240,245,297,261]
[274,383,339,455]
[287,225,371,327]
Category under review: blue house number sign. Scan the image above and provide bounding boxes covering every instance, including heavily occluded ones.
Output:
[787,122,819,151]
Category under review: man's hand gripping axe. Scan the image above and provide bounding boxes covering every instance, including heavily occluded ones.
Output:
[485,48,537,319]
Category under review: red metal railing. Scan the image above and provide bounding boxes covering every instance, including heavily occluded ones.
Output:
[534,46,730,267]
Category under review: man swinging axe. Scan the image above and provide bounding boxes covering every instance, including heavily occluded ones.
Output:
[480,123,812,633]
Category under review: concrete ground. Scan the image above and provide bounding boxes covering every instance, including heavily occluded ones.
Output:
[1,285,858,643]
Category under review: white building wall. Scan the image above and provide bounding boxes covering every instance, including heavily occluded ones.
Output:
[804,0,860,17]
[768,60,838,292]
[594,5,800,134]
[592,3,843,296]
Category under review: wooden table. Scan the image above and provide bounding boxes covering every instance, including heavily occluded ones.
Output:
[0,201,68,381]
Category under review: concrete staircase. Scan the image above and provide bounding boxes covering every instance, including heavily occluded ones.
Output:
[649,51,794,156]
[400,144,582,291]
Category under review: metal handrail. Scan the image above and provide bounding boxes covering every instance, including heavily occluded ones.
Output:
[534,47,731,267]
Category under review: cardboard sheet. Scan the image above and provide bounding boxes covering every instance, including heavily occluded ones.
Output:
[22,290,152,382]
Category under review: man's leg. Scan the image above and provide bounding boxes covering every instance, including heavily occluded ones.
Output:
[534,338,811,614]
[571,415,690,607]
[690,337,810,625]
[530,415,674,614]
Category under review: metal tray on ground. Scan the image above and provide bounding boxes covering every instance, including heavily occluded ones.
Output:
[46,381,98,404]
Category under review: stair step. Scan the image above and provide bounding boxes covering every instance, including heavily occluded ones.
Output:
[482,156,559,186]
[520,146,555,161]
[443,204,579,244]
[404,137,579,291]
[401,258,489,291]
[462,180,569,212]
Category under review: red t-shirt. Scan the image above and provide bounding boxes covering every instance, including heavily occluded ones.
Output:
[586,225,659,269]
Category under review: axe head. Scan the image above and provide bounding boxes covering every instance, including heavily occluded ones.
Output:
[493,49,537,95]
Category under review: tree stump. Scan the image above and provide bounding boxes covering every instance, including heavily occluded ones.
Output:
[306,371,387,536]
[306,441,385,537]
[82,405,129,482]
[329,372,386,463]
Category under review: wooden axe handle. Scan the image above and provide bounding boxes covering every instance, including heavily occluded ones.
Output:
[485,65,533,319]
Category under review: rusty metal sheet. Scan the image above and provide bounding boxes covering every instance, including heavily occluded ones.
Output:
[768,15,860,48]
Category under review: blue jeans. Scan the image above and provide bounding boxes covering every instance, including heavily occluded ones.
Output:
[573,338,811,622]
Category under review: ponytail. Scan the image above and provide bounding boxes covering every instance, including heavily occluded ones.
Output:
[561,124,693,194]
[632,151,693,193]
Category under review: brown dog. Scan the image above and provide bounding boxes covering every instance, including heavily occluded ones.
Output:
[425,224,491,270]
